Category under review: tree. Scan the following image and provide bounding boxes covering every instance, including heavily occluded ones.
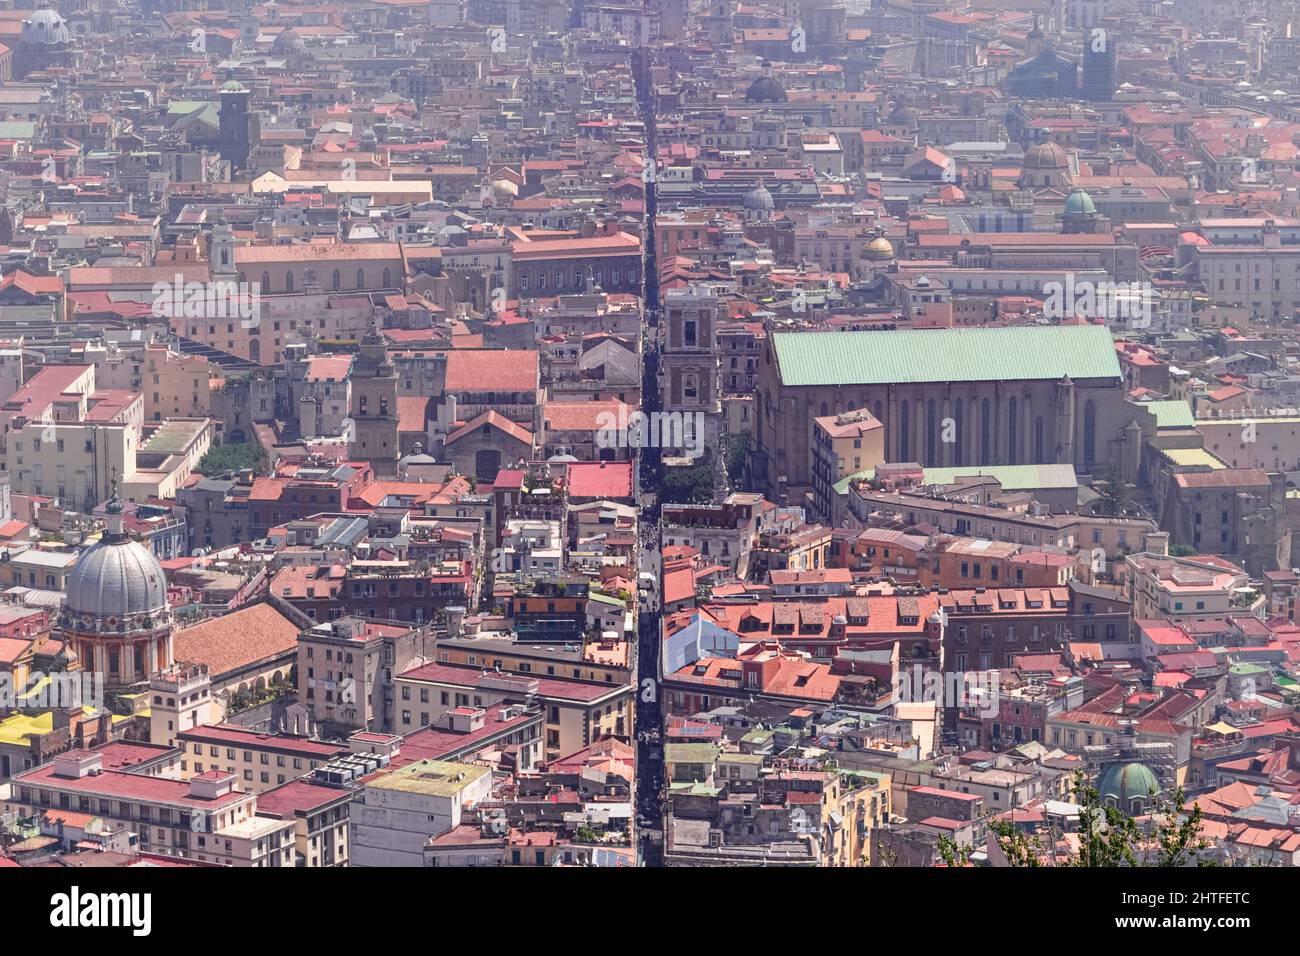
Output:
[1091,469,1137,518]
[1169,544,1196,557]
[990,771,1208,868]
[988,818,1046,867]
[722,433,751,488]
[660,449,715,504]
[937,835,973,867]
[198,442,267,477]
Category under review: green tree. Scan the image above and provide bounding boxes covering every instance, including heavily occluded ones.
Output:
[198,442,267,477]
[937,835,973,867]
[988,818,1046,867]
[991,771,1208,868]
[660,449,715,504]
[722,433,751,487]
[1091,469,1137,518]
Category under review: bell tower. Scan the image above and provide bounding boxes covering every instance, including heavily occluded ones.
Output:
[348,322,400,475]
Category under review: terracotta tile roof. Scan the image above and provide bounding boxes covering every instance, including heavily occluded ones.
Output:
[444,410,534,446]
[543,399,628,432]
[269,564,345,600]
[304,355,352,382]
[1173,469,1271,488]
[172,602,301,679]
[396,395,432,434]
[443,350,538,392]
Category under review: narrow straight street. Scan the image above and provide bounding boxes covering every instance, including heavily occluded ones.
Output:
[633,41,664,867]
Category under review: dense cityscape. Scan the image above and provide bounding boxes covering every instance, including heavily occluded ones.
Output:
[0,0,1291,900]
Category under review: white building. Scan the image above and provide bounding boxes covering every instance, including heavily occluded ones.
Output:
[349,758,492,867]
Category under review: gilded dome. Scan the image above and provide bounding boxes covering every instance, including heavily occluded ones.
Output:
[861,236,895,260]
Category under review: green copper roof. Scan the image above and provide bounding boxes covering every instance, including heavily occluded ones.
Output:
[1064,188,1097,216]
[1144,399,1195,430]
[772,325,1122,387]
[1097,761,1161,804]
[0,121,36,140]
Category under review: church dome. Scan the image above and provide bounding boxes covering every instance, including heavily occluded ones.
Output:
[1098,761,1161,806]
[861,236,895,260]
[1023,141,1069,169]
[887,103,918,127]
[21,8,71,45]
[1064,187,1097,216]
[743,182,775,212]
[272,26,305,55]
[745,76,787,103]
[66,536,169,625]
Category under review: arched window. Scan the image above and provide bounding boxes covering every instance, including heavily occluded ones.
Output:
[1034,416,1046,462]
[899,399,910,461]
[382,268,391,287]
[820,402,829,417]
[261,271,271,294]
[285,272,294,292]
[356,269,365,288]
[980,398,992,464]
[332,270,341,291]
[1008,397,1019,461]
[1083,400,1097,465]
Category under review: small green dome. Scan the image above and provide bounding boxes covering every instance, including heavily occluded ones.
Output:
[1064,188,1097,216]
[1097,761,1160,805]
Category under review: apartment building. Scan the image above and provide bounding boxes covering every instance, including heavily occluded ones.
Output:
[393,660,633,760]
[297,618,435,737]
[350,759,492,867]
[12,750,296,866]
[175,724,348,793]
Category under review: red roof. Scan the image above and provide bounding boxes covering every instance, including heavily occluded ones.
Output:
[566,461,633,499]
[15,762,247,809]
